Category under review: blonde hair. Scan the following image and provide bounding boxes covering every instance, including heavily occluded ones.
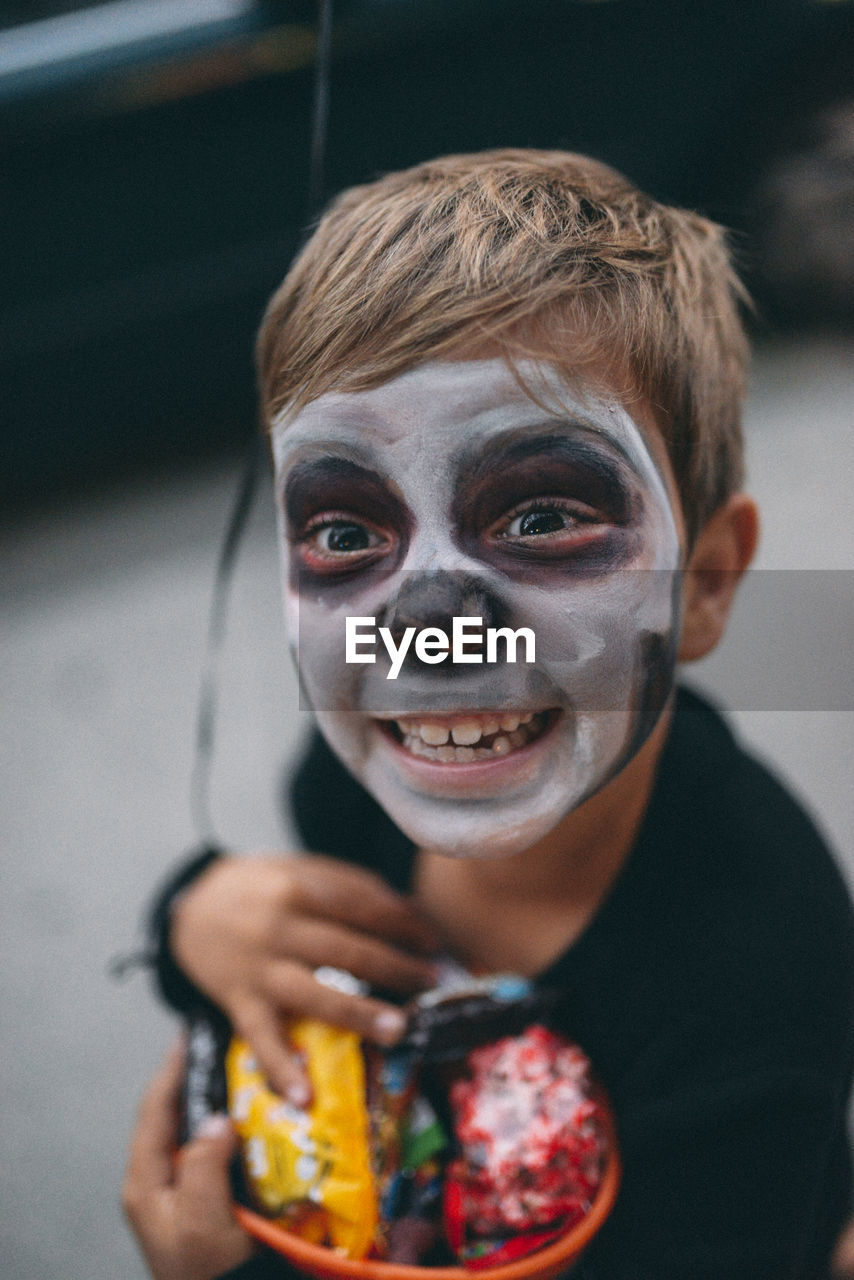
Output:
[257,148,750,541]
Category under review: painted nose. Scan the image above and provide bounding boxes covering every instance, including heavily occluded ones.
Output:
[381,571,507,661]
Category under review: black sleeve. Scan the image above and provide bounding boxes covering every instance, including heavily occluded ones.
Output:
[565,691,854,1279]
[146,843,226,1017]
[581,1016,852,1280]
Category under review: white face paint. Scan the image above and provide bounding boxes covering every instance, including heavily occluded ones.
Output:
[273,359,682,858]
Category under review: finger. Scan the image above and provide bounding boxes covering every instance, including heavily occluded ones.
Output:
[125,1039,186,1196]
[290,859,441,954]
[833,1218,854,1277]
[267,962,409,1047]
[176,1114,238,1218]
[174,1116,256,1260]
[233,999,312,1107]
[282,917,437,993]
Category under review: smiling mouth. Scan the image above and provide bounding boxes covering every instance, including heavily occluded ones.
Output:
[378,709,558,763]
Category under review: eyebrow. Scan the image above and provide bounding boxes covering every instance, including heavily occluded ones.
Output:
[454,421,644,487]
[279,444,376,496]
[282,454,401,528]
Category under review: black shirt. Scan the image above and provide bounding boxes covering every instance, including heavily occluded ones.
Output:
[213,689,854,1280]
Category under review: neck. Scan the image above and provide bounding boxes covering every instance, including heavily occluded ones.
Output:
[415,704,672,974]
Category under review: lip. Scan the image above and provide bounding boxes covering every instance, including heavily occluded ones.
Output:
[372,708,564,796]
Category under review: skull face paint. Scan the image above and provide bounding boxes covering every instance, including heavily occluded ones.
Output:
[272,359,682,858]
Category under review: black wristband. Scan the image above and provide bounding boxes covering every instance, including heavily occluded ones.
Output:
[147,843,226,1017]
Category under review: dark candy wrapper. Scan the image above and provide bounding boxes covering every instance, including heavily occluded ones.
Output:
[181,1013,253,1211]
[401,973,561,1064]
[181,1014,231,1144]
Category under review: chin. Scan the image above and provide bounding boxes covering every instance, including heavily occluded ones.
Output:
[367,790,579,859]
[315,705,634,860]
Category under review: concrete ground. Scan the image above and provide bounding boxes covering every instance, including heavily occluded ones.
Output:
[1,335,853,1280]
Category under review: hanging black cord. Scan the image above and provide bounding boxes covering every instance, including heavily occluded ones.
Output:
[189,434,266,842]
[309,0,335,215]
[189,0,335,845]
[109,3,337,983]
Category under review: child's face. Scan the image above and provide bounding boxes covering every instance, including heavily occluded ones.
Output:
[272,358,682,858]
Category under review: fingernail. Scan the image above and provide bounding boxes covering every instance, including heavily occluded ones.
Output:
[287,1082,310,1108]
[374,1008,407,1043]
[197,1113,231,1139]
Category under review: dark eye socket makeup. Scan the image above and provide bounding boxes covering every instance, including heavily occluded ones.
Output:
[283,426,645,579]
[297,495,611,576]
[283,456,408,534]
[451,431,640,532]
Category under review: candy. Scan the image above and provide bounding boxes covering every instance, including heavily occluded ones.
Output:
[183,981,609,1270]
[444,1025,607,1261]
[364,1043,447,1259]
[225,1019,378,1259]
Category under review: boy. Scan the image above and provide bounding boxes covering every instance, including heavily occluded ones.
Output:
[123,150,854,1279]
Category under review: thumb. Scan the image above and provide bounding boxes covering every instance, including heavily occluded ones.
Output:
[177,1114,240,1221]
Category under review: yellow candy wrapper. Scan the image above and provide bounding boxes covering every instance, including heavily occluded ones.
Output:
[225,1018,378,1259]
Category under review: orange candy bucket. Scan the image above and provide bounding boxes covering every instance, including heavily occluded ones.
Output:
[233,1096,621,1280]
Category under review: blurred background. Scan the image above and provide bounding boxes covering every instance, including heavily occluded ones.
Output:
[1,2,853,1277]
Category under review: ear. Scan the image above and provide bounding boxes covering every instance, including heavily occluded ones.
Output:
[677,494,760,662]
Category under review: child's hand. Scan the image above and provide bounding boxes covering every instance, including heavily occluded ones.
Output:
[123,1042,254,1280]
[171,854,440,1103]
[833,1217,854,1278]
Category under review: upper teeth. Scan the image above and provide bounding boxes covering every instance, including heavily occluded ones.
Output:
[396,712,535,748]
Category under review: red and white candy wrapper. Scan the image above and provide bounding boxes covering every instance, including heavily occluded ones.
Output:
[444,1025,607,1263]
